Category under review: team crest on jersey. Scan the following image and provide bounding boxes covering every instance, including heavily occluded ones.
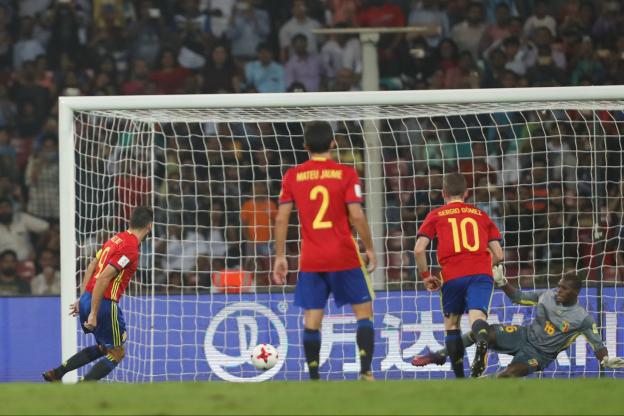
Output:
[528,358,539,367]
[560,321,570,333]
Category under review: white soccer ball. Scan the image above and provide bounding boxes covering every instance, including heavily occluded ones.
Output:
[251,343,278,371]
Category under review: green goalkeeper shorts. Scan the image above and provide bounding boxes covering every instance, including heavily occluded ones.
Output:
[491,324,553,373]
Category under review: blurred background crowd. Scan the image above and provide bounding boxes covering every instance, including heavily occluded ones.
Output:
[1,0,623,296]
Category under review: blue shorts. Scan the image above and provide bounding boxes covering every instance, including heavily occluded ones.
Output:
[294,268,374,309]
[79,291,127,349]
[440,274,494,317]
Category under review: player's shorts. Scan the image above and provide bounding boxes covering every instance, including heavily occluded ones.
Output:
[491,324,553,373]
[440,274,494,317]
[294,268,374,309]
[79,291,127,349]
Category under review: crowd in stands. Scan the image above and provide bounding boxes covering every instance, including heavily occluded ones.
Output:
[1,0,623,296]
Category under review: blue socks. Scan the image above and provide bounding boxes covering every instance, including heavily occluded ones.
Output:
[356,319,374,374]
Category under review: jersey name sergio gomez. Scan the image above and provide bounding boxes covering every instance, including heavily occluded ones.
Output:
[279,157,363,272]
[86,231,140,302]
[418,201,502,281]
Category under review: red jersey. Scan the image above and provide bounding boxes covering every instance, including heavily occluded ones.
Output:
[279,157,363,272]
[86,231,140,302]
[418,201,501,282]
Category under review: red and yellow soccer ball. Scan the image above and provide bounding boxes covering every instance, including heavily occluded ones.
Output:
[251,343,278,371]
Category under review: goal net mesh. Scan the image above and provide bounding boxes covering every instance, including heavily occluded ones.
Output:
[71,101,624,381]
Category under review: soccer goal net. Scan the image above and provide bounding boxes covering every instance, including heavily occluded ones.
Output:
[60,88,624,382]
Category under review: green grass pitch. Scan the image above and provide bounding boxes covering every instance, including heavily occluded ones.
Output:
[1,379,620,415]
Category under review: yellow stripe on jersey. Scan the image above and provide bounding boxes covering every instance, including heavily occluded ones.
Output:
[518,300,538,306]
[111,270,125,302]
[486,282,495,315]
[112,302,120,346]
[351,237,375,301]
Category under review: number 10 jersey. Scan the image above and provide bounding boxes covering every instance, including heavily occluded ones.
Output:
[418,201,502,282]
[279,157,364,272]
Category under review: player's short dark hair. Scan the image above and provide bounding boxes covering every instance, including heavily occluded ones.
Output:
[304,121,334,153]
[0,249,17,260]
[561,273,583,291]
[443,172,467,197]
[129,206,153,229]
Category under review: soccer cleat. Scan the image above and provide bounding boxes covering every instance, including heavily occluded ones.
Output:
[42,369,61,382]
[358,371,375,381]
[411,348,447,367]
[470,340,489,378]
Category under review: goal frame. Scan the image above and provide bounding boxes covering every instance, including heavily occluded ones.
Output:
[59,85,624,382]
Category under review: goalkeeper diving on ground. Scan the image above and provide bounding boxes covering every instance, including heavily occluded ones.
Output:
[412,265,624,377]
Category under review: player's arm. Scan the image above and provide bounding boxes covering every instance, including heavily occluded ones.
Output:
[272,202,293,285]
[579,316,624,368]
[347,203,376,273]
[84,265,118,330]
[488,239,504,265]
[414,236,439,291]
[69,256,98,317]
[80,258,97,295]
[492,265,541,305]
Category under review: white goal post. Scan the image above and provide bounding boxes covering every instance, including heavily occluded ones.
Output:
[60,86,624,383]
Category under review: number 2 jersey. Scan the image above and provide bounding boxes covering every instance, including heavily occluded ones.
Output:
[85,230,140,302]
[417,201,502,282]
[510,289,605,359]
[278,157,363,272]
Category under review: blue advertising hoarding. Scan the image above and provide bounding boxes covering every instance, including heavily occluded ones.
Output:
[2,289,623,382]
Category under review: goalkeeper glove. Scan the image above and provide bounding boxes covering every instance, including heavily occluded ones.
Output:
[492,264,507,288]
[601,356,624,369]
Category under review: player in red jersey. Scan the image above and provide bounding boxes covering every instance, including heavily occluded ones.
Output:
[43,206,152,382]
[273,121,377,381]
[414,172,503,378]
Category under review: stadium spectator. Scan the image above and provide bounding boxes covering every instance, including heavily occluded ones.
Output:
[12,16,45,70]
[30,248,60,295]
[0,197,49,261]
[149,49,191,94]
[279,0,322,62]
[25,136,59,220]
[226,0,270,62]
[121,58,152,95]
[326,0,360,26]
[285,34,325,92]
[408,0,449,48]
[0,249,30,295]
[320,30,362,89]
[523,0,556,37]
[244,43,285,93]
[569,38,605,85]
[202,44,240,93]
[356,0,406,88]
[479,3,512,54]
[240,182,276,285]
[126,1,167,68]
[450,2,487,59]
[47,0,81,67]
[0,127,18,182]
